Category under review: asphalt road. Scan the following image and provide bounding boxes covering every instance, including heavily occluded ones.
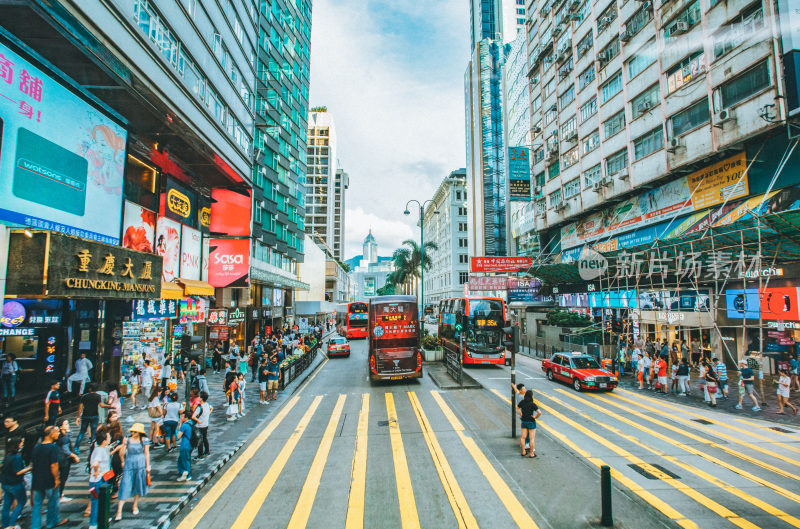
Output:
[171,337,800,529]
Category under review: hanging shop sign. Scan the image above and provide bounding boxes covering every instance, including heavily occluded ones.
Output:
[725,287,800,320]
[180,225,202,280]
[207,309,228,326]
[131,299,178,320]
[179,298,207,323]
[208,238,249,287]
[210,189,251,236]
[1,301,26,327]
[508,147,531,201]
[0,328,35,336]
[5,231,162,299]
[155,216,181,282]
[0,41,126,245]
[208,325,229,340]
[163,178,197,226]
[122,201,156,253]
[468,276,508,291]
[470,256,533,273]
[227,307,246,325]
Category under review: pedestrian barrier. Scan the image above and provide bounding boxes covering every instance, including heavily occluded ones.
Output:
[445,347,463,386]
[278,344,319,390]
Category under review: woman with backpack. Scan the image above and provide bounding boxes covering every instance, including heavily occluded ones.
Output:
[176,410,196,482]
[115,423,150,520]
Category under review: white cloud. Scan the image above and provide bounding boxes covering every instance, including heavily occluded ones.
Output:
[309,0,469,262]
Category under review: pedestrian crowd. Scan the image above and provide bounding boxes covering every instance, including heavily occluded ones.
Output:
[0,324,325,529]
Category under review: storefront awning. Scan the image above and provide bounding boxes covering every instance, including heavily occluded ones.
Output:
[160,281,184,300]
[177,278,215,297]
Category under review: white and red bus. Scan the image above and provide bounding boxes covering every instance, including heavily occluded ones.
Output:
[367,295,422,381]
[438,296,507,365]
[335,302,369,338]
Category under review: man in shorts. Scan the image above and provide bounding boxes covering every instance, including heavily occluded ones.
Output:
[735,358,761,411]
[266,355,280,400]
[656,355,669,394]
[258,357,270,404]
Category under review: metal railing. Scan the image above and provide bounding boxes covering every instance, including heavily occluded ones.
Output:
[445,339,463,386]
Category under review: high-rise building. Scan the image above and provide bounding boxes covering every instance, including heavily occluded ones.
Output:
[305,109,347,261]
[423,169,470,307]
[465,0,526,257]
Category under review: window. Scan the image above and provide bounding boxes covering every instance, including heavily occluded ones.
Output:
[458,222,468,232]
[459,254,468,264]
[666,52,705,94]
[558,57,574,78]
[458,238,468,248]
[627,43,656,79]
[578,64,595,90]
[631,84,660,119]
[634,127,664,160]
[535,172,545,188]
[624,4,653,36]
[719,60,770,108]
[582,130,600,154]
[544,79,556,98]
[548,161,561,180]
[714,3,765,58]
[534,147,545,163]
[545,107,558,125]
[562,147,579,168]
[583,164,602,187]
[597,3,618,33]
[559,85,575,108]
[576,32,593,58]
[531,97,541,113]
[564,178,581,198]
[458,207,467,216]
[664,0,701,40]
[456,191,462,200]
[535,200,546,214]
[601,71,623,102]
[580,96,598,122]
[549,189,562,207]
[517,8,525,15]
[598,38,620,66]
[459,272,469,285]
[574,1,591,24]
[561,116,577,137]
[603,111,625,138]
[670,99,710,136]
[605,149,629,176]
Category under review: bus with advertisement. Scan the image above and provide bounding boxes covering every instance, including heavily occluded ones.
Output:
[438,296,507,365]
[367,295,422,381]
[335,302,369,338]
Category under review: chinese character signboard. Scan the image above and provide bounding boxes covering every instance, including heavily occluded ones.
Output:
[227,307,246,325]
[0,42,126,244]
[470,256,533,273]
[131,299,178,320]
[207,309,228,326]
[508,147,531,201]
[468,276,508,291]
[6,231,162,299]
[179,298,207,323]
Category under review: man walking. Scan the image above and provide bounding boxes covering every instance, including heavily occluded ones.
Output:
[735,359,761,411]
[31,426,64,529]
[266,355,280,401]
[714,357,728,399]
[75,383,110,453]
[192,391,211,459]
[1,353,18,405]
[140,360,155,407]
[176,410,195,481]
[44,380,62,427]
[68,352,93,395]
[258,357,270,404]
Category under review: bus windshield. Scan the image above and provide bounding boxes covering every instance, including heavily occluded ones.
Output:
[466,299,504,353]
[469,299,504,321]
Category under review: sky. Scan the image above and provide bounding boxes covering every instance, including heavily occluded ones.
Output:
[309,0,470,260]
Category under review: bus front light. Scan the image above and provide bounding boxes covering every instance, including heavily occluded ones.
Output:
[369,354,377,374]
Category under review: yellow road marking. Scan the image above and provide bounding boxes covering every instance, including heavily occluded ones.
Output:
[345,393,370,529]
[590,391,800,501]
[617,388,800,455]
[230,395,322,529]
[287,394,347,529]
[175,357,328,529]
[488,389,695,528]
[530,391,757,529]
[735,417,800,439]
[386,392,421,529]
[549,388,800,528]
[608,391,800,478]
[408,392,479,529]
[431,391,540,529]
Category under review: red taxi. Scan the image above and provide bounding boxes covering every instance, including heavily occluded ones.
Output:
[542,352,617,392]
[327,336,351,357]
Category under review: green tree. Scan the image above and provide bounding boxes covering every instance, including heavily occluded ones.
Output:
[391,239,438,295]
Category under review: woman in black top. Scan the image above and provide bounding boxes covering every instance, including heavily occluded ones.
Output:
[1,436,30,527]
[516,390,542,458]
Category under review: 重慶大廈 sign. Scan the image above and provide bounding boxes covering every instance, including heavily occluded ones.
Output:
[468,276,508,291]
[470,256,533,273]
[5,231,162,299]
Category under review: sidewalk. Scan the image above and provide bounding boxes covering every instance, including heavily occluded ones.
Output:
[46,341,329,529]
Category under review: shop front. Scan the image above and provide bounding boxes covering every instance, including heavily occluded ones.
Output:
[227,307,247,350]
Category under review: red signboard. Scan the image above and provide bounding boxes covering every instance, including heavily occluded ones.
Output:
[208,238,250,287]
[759,287,800,321]
[470,256,533,273]
[208,309,228,326]
[208,325,229,341]
[373,303,417,340]
[468,276,507,291]
[210,189,251,236]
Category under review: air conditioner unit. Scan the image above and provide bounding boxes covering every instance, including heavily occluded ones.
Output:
[541,5,550,16]
[578,44,589,56]
[554,24,565,35]
[672,21,690,35]
[534,185,543,195]
[554,202,568,212]
[600,16,612,26]
[592,182,604,192]
[564,131,578,142]
[620,29,632,42]
[596,51,608,62]
[637,101,653,113]
[667,136,684,152]
[617,168,630,180]
[568,0,581,11]
[532,125,542,134]
[547,148,559,160]
[714,108,735,128]
[559,69,569,78]
[550,104,558,112]
[601,176,613,187]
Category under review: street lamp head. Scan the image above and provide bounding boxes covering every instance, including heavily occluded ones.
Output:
[403,209,411,216]
[434,210,440,215]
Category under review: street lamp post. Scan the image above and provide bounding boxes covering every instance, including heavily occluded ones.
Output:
[404,200,438,314]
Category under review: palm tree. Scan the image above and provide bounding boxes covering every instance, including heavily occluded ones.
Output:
[391,239,438,297]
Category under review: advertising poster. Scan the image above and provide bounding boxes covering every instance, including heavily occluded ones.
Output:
[687,152,749,209]
[208,238,249,287]
[210,189,251,236]
[470,256,533,273]
[372,304,417,340]
[468,276,508,290]
[180,225,202,280]
[163,178,197,227]
[507,278,542,303]
[364,277,375,296]
[0,42,126,244]
[122,201,156,253]
[155,217,181,282]
[201,236,209,282]
[760,287,800,321]
[508,147,531,200]
[725,289,761,319]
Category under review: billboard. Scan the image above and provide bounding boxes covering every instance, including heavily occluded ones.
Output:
[508,147,531,201]
[0,42,126,244]
[122,201,156,253]
[201,236,209,282]
[180,225,202,280]
[507,278,542,302]
[468,276,508,291]
[470,256,533,273]
[163,178,197,227]
[155,217,181,282]
[210,188,251,236]
[364,277,375,296]
[208,238,249,287]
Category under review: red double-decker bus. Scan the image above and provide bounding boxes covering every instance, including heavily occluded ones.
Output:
[438,296,507,365]
[367,295,422,381]
[336,302,368,338]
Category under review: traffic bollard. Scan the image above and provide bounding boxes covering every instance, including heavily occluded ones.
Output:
[600,465,613,527]
[97,484,112,529]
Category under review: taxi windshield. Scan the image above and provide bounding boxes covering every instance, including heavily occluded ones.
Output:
[572,357,601,369]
